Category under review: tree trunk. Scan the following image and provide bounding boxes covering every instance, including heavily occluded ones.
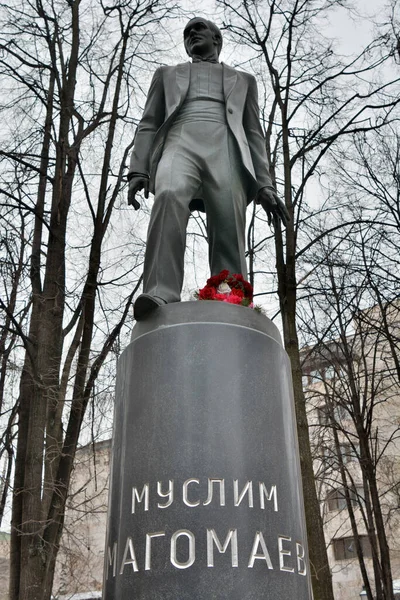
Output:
[275,119,334,600]
[284,308,334,599]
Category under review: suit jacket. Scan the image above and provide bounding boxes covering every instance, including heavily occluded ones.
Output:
[129,62,273,208]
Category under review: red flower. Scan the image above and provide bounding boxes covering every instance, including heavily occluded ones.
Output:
[215,293,229,301]
[196,270,254,309]
[198,286,216,300]
[207,269,229,287]
[230,288,244,299]
[226,294,243,305]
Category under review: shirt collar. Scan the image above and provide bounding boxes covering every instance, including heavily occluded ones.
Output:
[191,55,219,63]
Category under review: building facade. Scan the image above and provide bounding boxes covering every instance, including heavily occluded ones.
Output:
[302,304,400,599]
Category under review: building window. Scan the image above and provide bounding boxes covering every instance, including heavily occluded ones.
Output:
[326,486,364,511]
[317,405,330,425]
[317,402,348,425]
[324,365,335,380]
[334,403,348,421]
[339,443,359,464]
[321,443,359,466]
[304,365,340,386]
[309,369,321,384]
[333,535,373,560]
[326,488,347,511]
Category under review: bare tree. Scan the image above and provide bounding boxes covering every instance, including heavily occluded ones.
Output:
[0,0,177,597]
[301,236,400,599]
[216,1,400,598]
[298,122,400,596]
[0,195,31,528]
[52,440,111,596]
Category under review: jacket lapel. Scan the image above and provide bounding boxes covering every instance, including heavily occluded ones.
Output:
[222,63,237,100]
[175,62,191,109]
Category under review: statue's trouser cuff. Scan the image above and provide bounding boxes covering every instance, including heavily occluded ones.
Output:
[143,120,248,303]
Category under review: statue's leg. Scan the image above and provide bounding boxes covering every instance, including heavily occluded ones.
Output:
[142,125,201,303]
[201,124,248,279]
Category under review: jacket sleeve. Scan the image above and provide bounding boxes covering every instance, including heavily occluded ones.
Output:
[242,74,273,191]
[129,67,165,177]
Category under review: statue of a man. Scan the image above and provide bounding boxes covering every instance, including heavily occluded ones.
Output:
[128,17,289,320]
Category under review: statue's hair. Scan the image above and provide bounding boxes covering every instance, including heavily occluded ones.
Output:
[184,18,223,57]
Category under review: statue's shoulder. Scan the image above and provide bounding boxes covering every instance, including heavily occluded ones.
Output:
[222,63,255,83]
[156,62,189,75]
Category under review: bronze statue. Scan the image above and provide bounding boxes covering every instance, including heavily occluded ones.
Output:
[128,17,289,320]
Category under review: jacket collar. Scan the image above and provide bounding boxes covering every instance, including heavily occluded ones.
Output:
[176,63,190,105]
[222,63,237,100]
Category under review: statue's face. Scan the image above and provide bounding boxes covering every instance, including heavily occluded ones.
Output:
[184,19,217,58]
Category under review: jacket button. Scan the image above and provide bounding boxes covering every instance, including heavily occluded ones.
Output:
[228,108,233,114]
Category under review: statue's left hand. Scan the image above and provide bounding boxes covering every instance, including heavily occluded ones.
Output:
[128,174,149,210]
[256,187,290,228]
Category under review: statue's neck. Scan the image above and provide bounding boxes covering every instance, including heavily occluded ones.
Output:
[191,53,219,64]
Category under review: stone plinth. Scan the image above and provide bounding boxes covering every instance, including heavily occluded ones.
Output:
[103,301,312,599]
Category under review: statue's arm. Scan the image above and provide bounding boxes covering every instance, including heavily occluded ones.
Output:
[243,75,289,227]
[242,74,273,190]
[129,67,166,178]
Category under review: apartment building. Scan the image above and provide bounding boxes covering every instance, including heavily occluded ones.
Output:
[302,303,400,599]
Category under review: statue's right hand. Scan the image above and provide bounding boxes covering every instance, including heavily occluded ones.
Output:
[128,175,149,210]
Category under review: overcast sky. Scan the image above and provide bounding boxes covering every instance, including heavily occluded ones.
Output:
[168,0,397,64]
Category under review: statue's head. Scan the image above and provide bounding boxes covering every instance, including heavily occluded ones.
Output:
[183,18,223,59]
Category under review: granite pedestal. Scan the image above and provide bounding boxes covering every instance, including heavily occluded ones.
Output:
[103,301,312,599]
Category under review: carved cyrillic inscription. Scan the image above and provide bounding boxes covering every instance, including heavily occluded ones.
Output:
[107,476,308,581]
[107,530,307,578]
[131,477,277,511]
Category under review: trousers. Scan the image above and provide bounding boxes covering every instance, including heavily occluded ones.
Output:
[142,118,248,303]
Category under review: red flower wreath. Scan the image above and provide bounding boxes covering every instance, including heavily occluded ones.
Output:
[196,270,254,308]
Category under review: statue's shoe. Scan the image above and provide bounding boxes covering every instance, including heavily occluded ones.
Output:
[134,293,166,321]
